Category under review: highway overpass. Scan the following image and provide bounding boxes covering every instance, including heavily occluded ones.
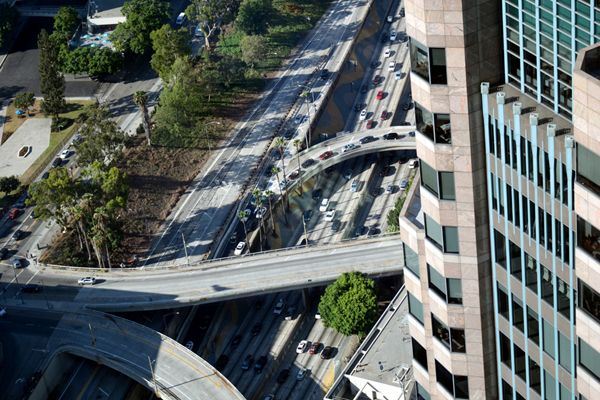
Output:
[29,309,244,400]
[3,235,404,312]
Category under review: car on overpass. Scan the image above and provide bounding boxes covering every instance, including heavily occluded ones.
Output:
[359,109,367,120]
[78,277,96,285]
[319,150,333,160]
[376,90,384,100]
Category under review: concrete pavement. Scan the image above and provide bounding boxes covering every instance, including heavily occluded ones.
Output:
[0,117,51,177]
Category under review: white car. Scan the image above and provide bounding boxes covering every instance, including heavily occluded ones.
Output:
[390,31,397,41]
[59,149,72,159]
[255,207,267,219]
[273,298,285,314]
[176,12,187,26]
[359,109,367,121]
[319,198,330,212]
[408,159,419,169]
[388,61,395,71]
[0,307,6,317]
[234,241,246,255]
[386,15,393,23]
[294,115,305,124]
[78,277,96,286]
[324,209,336,222]
[296,340,308,353]
[395,70,402,80]
[384,48,391,57]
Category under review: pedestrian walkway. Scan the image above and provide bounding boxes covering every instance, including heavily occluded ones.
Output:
[0,118,51,177]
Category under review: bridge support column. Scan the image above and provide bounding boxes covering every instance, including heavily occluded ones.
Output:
[302,288,311,308]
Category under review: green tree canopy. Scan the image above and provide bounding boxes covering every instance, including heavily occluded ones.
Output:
[63,47,122,77]
[150,24,191,80]
[111,0,171,54]
[235,0,272,35]
[318,272,378,336]
[76,104,125,165]
[13,92,35,112]
[0,4,18,48]
[27,167,78,229]
[38,29,66,118]
[240,34,268,69]
[53,6,79,42]
[186,0,235,51]
[0,175,20,194]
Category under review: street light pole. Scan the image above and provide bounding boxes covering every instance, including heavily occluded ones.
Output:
[88,323,96,348]
[181,233,190,267]
[148,356,159,397]
[302,217,308,246]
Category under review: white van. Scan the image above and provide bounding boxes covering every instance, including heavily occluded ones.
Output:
[176,12,187,26]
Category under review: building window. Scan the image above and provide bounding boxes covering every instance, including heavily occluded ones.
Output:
[544,370,556,400]
[403,243,420,278]
[415,102,452,144]
[435,361,469,399]
[543,319,555,359]
[408,293,424,325]
[579,338,600,381]
[410,39,447,84]
[416,382,430,400]
[500,333,511,367]
[428,264,462,304]
[577,144,600,195]
[577,216,600,262]
[559,332,572,373]
[425,215,460,253]
[420,160,456,200]
[431,313,466,353]
[579,280,600,324]
[412,338,428,371]
[498,284,509,320]
[494,229,506,268]
[527,306,539,344]
[512,295,524,332]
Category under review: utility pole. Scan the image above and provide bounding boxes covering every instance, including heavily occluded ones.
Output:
[148,356,159,397]
[88,323,96,347]
[302,217,308,246]
[181,233,190,266]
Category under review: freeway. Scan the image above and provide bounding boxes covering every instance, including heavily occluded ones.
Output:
[0,235,404,312]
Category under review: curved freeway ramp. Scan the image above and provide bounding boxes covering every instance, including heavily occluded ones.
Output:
[37,309,246,400]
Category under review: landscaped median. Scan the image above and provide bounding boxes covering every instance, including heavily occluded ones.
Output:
[386,174,415,233]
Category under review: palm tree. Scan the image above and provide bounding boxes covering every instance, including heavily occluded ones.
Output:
[237,210,249,246]
[271,166,288,225]
[252,188,264,252]
[133,91,151,146]
[263,189,276,232]
[273,137,289,209]
[293,138,303,195]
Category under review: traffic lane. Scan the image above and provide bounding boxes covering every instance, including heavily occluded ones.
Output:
[0,264,82,302]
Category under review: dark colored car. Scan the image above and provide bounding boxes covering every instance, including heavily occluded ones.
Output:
[8,208,19,220]
[371,188,381,197]
[277,369,290,384]
[319,150,334,160]
[231,334,242,348]
[283,129,295,139]
[399,7,405,17]
[303,209,313,222]
[331,220,341,232]
[241,354,253,371]
[41,171,50,180]
[367,226,380,236]
[381,111,390,120]
[379,166,390,177]
[399,121,411,126]
[254,299,264,310]
[321,346,334,359]
[360,84,368,94]
[370,60,379,68]
[353,226,366,237]
[383,132,399,140]
[320,68,329,80]
[360,136,376,144]
[354,103,362,112]
[13,230,25,240]
[254,355,267,373]
[309,342,321,355]
[51,158,62,168]
[312,188,322,200]
[402,102,413,111]
[301,158,315,168]
[251,322,262,336]
[409,131,416,137]
[21,284,41,293]
[215,354,229,371]
[372,75,380,85]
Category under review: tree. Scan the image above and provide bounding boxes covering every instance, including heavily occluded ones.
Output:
[292,138,303,195]
[27,168,78,231]
[111,0,170,54]
[0,176,20,193]
[237,209,249,244]
[53,6,79,43]
[133,91,152,145]
[318,272,378,336]
[252,188,264,251]
[240,35,268,69]
[271,165,287,225]
[38,29,66,118]
[0,4,18,48]
[76,104,125,165]
[263,189,275,232]
[235,0,272,35]
[13,92,35,114]
[150,24,191,80]
[215,55,246,88]
[186,0,235,51]
[63,47,122,77]
[273,137,289,209]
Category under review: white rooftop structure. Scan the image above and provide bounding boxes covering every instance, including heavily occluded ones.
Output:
[87,0,125,29]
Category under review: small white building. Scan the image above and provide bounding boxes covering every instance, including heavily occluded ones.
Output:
[86,0,126,33]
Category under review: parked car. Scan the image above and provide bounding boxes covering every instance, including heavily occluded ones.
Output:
[376,90,384,100]
[402,102,413,111]
[51,158,62,168]
[301,158,315,168]
[319,151,334,160]
[383,132,399,140]
[273,298,285,314]
[254,355,267,373]
[78,276,96,285]
[319,198,330,212]
[234,241,246,256]
[309,342,321,355]
[366,120,375,129]
[321,346,334,359]
[386,184,395,194]
[395,70,402,80]
[408,159,419,169]
[351,180,359,192]
[59,149,72,159]
[324,210,336,222]
[360,136,376,144]
[359,109,367,121]
[241,354,254,371]
[381,111,389,120]
[13,229,25,240]
[400,7,405,17]
[8,208,20,220]
[386,15,393,23]
[277,369,290,384]
[11,257,22,269]
[176,12,187,26]
[297,340,309,353]
[379,166,390,177]
[354,226,366,237]
[297,368,309,381]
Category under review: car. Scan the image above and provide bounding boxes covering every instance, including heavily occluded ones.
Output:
[234,241,246,255]
[367,226,380,236]
[255,207,267,219]
[395,70,402,80]
[176,12,187,26]
[370,60,380,69]
[294,115,305,124]
[297,340,309,353]
[229,232,238,244]
[263,395,275,400]
[360,136,376,144]
[301,158,315,168]
[321,346,334,359]
[408,159,419,169]
[372,75,381,85]
[279,179,289,190]
[41,171,50,180]
[0,248,8,260]
[399,121,411,126]
[319,198,330,212]
[13,229,25,240]
[273,298,285,314]
[254,355,267,373]
[409,130,416,137]
[288,169,301,180]
[366,120,375,129]
[231,334,242,348]
[283,129,296,139]
[331,220,341,232]
[402,102,413,111]
[215,354,229,371]
[78,277,96,285]
[21,284,41,293]
[324,210,336,222]
[309,342,321,354]
[320,68,329,80]
[0,308,6,317]
[381,111,390,120]
[360,84,368,93]
[343,143,358,153]
[284,305,296,319]
[359,109,367,121]
[400,179,409,190]
[384,48,391,57]
[376,90,384,100]
[386,184,394,194]
[277,369,290,384]
[319,150,333,160]
[386,15,393,23]
[354,103,362,112]
[8,208,19,220]
[303,209,313,222]
[241,354,254,370]
[343,169,352,180]
[388,61,395,71]
[312,188,322,200]
[71,134,82,146]
[400,7,405,17]
[59,149,72,160]
[51,158,62,168]
[379,166,390,177]
[383,132,399,140]
[353,226,366,237]
[351,180,359,192]
[390,30,397,41]
[297,367,309,381]
[251,322,262,336]
[185,341,194,350]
